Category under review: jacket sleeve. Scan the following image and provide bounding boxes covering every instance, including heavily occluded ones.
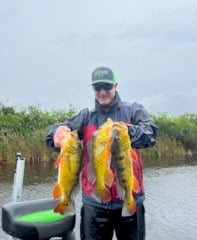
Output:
[127,103,158,149]
[46,108,89,152]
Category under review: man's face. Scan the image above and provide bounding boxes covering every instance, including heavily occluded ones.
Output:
[93,83,117,106]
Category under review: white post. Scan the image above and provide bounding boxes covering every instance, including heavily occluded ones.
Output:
[8,153,25,240]
[12,153,25,202]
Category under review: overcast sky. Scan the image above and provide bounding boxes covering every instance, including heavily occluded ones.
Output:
[0,0,196,115]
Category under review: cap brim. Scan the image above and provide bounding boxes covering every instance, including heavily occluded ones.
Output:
[91,79,115,85]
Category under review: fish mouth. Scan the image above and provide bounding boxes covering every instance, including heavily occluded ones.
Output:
[112,129,119,139]
[111,129,119,145]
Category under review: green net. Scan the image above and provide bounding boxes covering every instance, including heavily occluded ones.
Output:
[16,209,65,223]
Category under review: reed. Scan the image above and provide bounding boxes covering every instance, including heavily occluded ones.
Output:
[0,103,196,163]
[141,134,186,168]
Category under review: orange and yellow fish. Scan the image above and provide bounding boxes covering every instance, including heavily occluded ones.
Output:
[90,118,114,202]
[111,122,140,216]
[53,130,83,215]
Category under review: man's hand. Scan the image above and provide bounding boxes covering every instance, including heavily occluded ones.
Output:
[54,126,71,148]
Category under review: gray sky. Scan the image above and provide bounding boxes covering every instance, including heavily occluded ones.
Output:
[0,0,196,115]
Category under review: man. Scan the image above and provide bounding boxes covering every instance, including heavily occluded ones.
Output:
[46,66,158,240]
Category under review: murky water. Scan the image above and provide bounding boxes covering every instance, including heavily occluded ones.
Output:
[1,160,197,240]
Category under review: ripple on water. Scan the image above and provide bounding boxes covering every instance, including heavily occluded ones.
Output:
[1,165,197,240]
[144,165,197,240]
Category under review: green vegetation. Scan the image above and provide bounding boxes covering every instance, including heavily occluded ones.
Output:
[0,103,77,163]
[0,103,197,165]
[141,112,197,167]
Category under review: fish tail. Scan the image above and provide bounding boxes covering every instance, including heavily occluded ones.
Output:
[92,185,112,203]
[122,197,136,217]
[54,201,75,215]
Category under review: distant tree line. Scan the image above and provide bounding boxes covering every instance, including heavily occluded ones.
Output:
[152,112,197,151]
[0,102,196,164]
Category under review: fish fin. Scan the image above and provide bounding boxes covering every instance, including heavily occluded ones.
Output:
[95,143,105,155]
[53,183,61,199]
[54,201,75,215]
[133,176,140,193]
[130,149,137,161]
[122,199,136,217]
[104,168,114,188]
[54,155,62,168]
[92,186,111,203]
[87,163,96,183]
[114,173,125,200]
[116,180,125,200]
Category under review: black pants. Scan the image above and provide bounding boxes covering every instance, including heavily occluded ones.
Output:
[80,202,145,240]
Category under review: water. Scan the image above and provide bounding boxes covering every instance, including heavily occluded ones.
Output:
[1,160,197,240]
[144,166,197,240]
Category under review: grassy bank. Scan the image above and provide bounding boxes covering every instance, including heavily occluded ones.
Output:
[0,103,196,164]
